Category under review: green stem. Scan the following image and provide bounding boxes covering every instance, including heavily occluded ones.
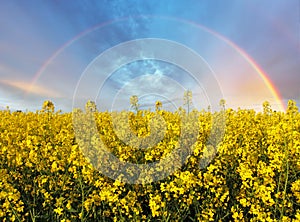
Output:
[9,202,22,222]
[280,139,289,221]
[80,176,85,222]
[274,170,282,217]
[280,159,289,220]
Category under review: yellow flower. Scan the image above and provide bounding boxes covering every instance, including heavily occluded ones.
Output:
[54,207,63,215]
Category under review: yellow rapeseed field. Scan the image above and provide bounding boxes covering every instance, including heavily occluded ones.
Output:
[0,100,299,221]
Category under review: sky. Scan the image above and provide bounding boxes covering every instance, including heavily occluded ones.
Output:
[0,0,299,112]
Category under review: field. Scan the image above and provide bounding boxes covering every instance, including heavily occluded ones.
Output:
[0,100,300,221]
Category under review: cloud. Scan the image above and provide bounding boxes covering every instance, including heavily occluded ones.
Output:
[0,79,62,98]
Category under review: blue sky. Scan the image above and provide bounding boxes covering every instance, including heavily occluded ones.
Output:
[0,0,299,111]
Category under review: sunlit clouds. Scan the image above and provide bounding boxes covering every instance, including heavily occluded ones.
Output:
[0,79,62,98]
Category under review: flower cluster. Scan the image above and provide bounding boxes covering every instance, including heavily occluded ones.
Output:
[0,101,299,221]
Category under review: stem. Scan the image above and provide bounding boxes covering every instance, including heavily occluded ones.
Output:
[280,160,289,221]
[9,202,22,222]
[79,176,85,222]
[274,170,282,217]
[280,139,289,221]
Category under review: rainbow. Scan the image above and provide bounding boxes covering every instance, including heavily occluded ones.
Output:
[29,16,285,111]
[28,19,118,91]
[174,17,286,111]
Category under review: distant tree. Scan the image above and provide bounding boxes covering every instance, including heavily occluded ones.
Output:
[183,90,193,114]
